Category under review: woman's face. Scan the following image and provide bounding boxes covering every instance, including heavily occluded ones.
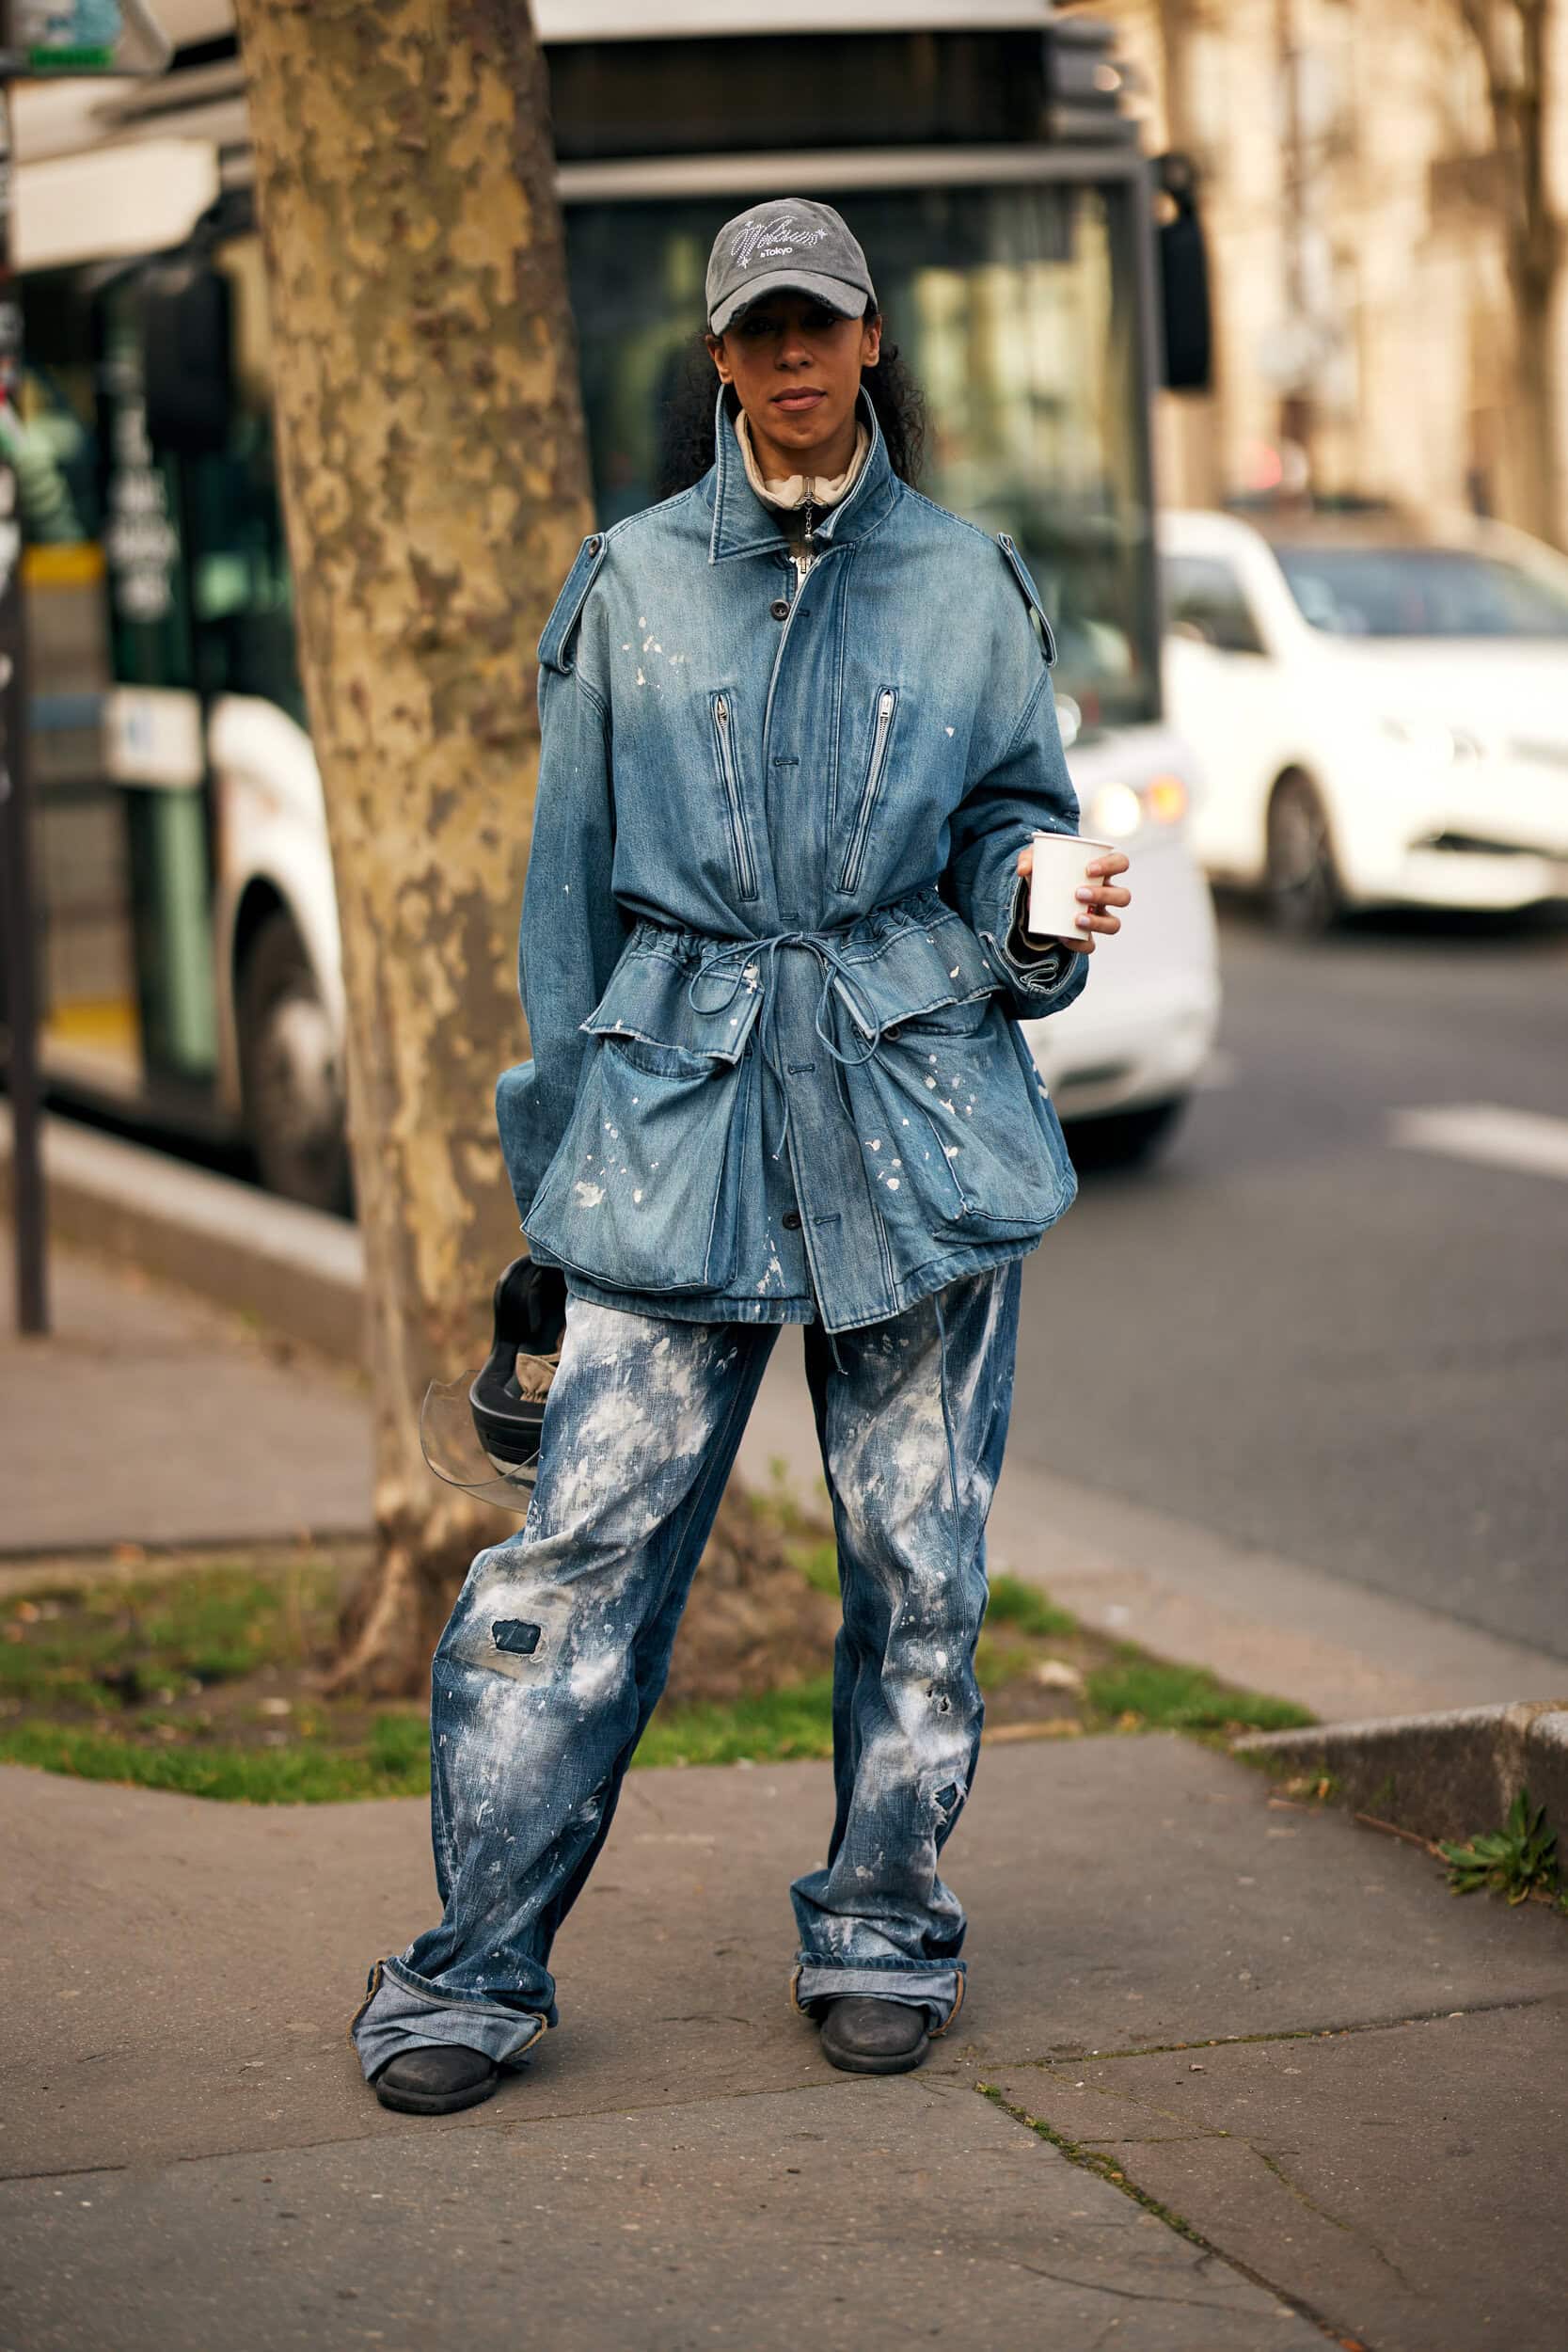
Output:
[705,293,881,473]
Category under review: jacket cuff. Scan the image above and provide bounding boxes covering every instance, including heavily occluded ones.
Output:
[997,874,1077,993]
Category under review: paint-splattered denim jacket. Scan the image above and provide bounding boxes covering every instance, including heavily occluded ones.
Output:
[496,386,1090,1335]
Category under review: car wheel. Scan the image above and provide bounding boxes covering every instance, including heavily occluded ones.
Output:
[1266,772,1341,935]
[236,911,352,1214]
[1067,1094,1190,1171]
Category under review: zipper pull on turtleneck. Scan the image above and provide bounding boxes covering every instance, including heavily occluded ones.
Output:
[736,408,871,527]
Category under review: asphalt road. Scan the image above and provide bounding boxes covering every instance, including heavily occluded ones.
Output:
[1015,898,1568,1663]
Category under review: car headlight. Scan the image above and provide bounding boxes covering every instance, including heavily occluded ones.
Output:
[1085,776,1188,838]
[1379,714,1482,765]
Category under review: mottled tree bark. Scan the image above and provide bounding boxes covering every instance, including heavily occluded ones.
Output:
[230,0,804,1704]
[1457,0,1565,546]
[231,0,594,1692]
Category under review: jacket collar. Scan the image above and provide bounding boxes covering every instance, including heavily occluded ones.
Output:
[705,383,897,564]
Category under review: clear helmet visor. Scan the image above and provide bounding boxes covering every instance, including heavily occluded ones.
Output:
[419,1370,550,1513]
[418,1257,567,1515]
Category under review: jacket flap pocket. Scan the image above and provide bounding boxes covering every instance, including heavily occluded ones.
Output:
[832,915,998,1038]
[581,948,762,1064]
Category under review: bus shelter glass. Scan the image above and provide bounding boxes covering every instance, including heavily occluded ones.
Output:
[566,181,1157,732]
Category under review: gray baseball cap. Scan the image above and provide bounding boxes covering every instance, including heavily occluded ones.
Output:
[705,199,877,336]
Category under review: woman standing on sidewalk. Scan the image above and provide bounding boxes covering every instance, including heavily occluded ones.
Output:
[354,199,1131,2115]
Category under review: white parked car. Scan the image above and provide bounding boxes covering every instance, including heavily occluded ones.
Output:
[1160,508,1568,930]
[1022,716,1221,1168]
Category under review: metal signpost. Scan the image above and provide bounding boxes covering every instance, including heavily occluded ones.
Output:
[0,1,169,1335]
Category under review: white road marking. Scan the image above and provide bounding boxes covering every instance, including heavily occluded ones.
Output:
[1390,1103,1568,1184]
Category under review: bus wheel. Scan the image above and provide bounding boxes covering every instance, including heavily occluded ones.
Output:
[237,912,352,1215]
[1265,772,1341,936]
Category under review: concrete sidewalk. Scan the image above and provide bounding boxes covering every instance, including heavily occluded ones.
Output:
[2,1735,1564,2350]
[1,1233,371,1559]
[4,1216,1567,2346]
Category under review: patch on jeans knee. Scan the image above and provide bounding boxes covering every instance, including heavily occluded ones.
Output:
[492,1618,543,1657]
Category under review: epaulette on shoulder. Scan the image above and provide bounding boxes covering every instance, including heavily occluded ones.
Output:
[995,531,1058,666]
[538,529,610,675]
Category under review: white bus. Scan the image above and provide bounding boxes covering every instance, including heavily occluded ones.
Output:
[12,0,1219,1209]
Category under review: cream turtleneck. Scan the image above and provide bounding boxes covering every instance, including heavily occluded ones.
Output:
[736,407,871,576]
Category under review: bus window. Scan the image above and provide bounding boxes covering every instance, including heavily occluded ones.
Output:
[14,270,145,1099]
[97,270,220,1091]
[185,233,305,728]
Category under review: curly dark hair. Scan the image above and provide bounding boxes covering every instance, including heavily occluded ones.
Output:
[654,306,927,500]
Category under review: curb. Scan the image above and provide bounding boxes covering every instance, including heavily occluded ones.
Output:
[0,1104,365,1365]
[1235,1700,1568,1848]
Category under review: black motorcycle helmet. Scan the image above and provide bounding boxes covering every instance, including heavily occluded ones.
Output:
[420,1257,568,1509]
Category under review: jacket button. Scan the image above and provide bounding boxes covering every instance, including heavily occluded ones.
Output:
[769,597,790,621]
[782,1210,802,1230]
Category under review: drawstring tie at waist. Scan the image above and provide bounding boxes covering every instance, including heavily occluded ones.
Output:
[684,926,897,1379]
[686,928,966,1548]
[684,928,889,1169]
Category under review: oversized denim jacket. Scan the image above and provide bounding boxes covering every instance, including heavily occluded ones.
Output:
[496,386,1090,1335]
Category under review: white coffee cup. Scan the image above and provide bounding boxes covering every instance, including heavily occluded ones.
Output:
[1025,831,1118,945]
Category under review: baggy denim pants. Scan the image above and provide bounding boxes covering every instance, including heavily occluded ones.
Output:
[352,1261,1022,2081]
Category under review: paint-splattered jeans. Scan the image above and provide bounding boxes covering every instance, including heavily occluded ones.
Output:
[351,1261,1023,2082]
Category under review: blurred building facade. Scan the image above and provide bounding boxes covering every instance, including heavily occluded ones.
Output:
[1102,0,1568,547]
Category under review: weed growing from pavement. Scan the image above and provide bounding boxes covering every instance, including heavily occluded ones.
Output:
[1233,1750,1568,1921]
[1441,1789,1562,1908]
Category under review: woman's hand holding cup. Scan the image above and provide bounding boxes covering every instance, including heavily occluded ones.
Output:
[1015,834,1132,955]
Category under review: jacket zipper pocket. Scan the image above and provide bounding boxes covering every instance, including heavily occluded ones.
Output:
[838,686,896,894]
[710,691,759,900]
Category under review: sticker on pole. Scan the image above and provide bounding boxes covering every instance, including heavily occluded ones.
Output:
[8,2,171,78]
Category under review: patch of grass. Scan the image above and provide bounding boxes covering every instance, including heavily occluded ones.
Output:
[1,1535,1315,1803]
[634,1676,835,1769]
[0,1713,429,1804]
[1,1561,336,1712]
[788,1536,841,1597]
[1084,1653,1314,1736]
[1228,1745,1344,1805]
[986,1574,1076,1640]
[750,1456,830,1540]
[974,1632,1039,1690]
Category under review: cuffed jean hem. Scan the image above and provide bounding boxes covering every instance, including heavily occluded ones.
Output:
[790,1959,967,2034]
[349,1956,550,2084]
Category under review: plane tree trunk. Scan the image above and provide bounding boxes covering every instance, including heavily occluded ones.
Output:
[231,0,809,1700]
[231,0,594,1693]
